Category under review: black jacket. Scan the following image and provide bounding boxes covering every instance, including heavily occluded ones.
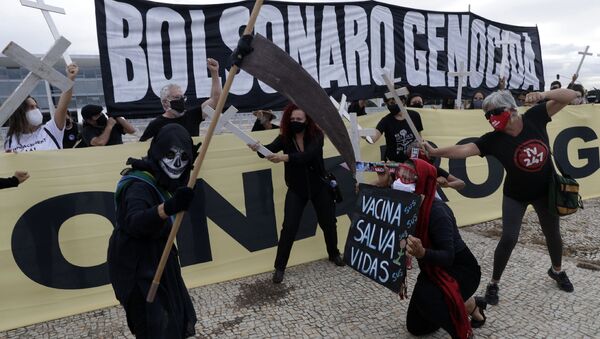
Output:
[262,132,327,198]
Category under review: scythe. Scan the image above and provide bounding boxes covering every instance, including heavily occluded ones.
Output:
[239,34,356,174]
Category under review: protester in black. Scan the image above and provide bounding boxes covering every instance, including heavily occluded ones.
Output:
[62,112,81,148]
[394,159,485,339]
[372,98,465,192]
[248,103,344,284]
[0,171,29,189]
[81,105,136,146]
[348,99,368,116]
[424,88,579,305]
[140,58,221,141]
[107,124,197,338]
[373,97,423,163]
[251,109,279,132]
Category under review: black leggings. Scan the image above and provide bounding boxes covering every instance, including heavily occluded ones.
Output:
[274,185,340,270]
[492,194,562,281]
[406,248,481,338]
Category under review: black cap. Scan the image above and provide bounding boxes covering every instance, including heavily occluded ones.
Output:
[81,105,103,120]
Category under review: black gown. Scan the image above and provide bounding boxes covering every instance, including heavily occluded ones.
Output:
[107,177,196,338]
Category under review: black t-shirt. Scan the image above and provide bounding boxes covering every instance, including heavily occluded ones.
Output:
[62,124,80,149]
[474,103,553,202]
[376,110,424,162]
[139,105,204,141]
[82,122,125,146]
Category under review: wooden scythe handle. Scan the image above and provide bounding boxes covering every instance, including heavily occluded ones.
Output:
[146,0,265,303]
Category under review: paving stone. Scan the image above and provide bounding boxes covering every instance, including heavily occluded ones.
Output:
[2,198,600,338]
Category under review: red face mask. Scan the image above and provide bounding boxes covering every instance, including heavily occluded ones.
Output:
[485,108,511,131]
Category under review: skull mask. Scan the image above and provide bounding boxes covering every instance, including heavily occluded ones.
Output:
[160,147,189,179]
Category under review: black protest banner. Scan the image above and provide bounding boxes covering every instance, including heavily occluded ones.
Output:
[95,0,544,118]
[344,184,421,293]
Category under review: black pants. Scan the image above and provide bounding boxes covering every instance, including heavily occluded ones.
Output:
[274,185,340,270]
[406,248,481,339]
[492,194,562,281]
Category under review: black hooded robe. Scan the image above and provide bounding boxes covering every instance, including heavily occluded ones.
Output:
[107,124,197,338]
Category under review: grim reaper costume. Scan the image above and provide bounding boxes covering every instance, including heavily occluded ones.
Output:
[107,124,197,338]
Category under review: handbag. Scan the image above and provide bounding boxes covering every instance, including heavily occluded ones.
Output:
[548,151,583,216]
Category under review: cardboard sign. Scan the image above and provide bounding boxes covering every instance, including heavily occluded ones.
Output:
[343,184,421,293]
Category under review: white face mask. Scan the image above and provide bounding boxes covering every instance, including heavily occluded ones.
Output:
[159,147,189,179]
[26,108,43,127]
[392,180,416,193]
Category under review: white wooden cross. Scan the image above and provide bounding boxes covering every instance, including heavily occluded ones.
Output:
[0,37,73,126]
[448,61,472,109]
[384,77,408,100]
[203,106,274,157]
[495,33,516,80]
[20,0,72,65]
[575,45,593,77]
[329,94,377,144]
[381,71,423,144]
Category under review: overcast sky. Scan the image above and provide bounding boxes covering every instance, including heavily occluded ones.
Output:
[1,0,599,90]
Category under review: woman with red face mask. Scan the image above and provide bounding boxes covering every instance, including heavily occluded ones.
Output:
[422,88,578,306]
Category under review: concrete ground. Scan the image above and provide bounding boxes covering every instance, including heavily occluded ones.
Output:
[2,199,599,339]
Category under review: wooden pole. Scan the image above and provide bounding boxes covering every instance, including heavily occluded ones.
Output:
[146,0,264,303]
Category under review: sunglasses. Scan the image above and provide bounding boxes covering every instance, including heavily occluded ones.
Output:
[484,107,509,120]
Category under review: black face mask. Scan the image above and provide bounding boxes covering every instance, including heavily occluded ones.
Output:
[290,121,306,134]
[387,104,400,115]
[169,98,186,113]
[96,115,107,127]
[409,102,423,108]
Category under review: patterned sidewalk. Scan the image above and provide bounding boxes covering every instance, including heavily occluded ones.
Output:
[2,199,599,339]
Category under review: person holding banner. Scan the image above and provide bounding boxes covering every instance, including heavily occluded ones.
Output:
[4,63,79,152]
[107,124,197,338]
[0,171,29,189]
[139,58,221,142]
[248,103,345,284]
[423,88,579,306]
[393,159,485,339]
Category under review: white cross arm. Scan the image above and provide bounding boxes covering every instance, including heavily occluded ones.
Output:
[203,106,273,157]
[385,87,409,99]
[20,0,65,14]
[0,37,71,126]
[2,42,72,91]
[381,71,423,143]
[575,46,592,76]
[329,95,374,144]
[359,128,378,138]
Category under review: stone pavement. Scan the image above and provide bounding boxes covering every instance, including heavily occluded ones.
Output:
[2,199,600,339]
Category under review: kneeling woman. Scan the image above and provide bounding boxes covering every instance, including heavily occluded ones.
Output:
[249,103,344,284]
[393,159,486,339]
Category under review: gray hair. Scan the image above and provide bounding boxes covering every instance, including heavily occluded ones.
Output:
[482,90,517,113]
[159,84,181,102]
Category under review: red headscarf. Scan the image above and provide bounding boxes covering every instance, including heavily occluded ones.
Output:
[411,158,472,339]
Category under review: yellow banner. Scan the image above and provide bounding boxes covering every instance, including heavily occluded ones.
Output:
[0,105,599,331]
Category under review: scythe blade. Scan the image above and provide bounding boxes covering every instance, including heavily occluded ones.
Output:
[239,34,356,174]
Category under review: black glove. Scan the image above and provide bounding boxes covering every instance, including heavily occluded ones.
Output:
[163,187,195,216]
[230,34,254,67]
